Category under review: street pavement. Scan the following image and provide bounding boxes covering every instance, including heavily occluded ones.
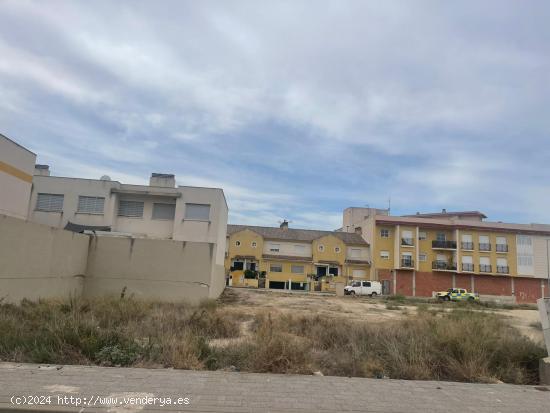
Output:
[0,362,549,412]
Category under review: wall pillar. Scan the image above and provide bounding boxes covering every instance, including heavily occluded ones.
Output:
[392,270,396,295]
[511,277,515,297]
[471,274,475,292]
[452,273,456,288]
[412,270,416,297]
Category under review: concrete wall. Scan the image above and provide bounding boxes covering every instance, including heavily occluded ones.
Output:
[0,135,36,219]
[84,235,222,303]
[0,215,89,302]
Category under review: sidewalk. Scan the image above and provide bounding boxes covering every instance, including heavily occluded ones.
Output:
[0,362,549,412]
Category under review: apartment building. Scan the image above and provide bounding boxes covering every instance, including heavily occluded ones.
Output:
[343,207,550,303]
[0,134,36,219]
[29,167,227,244]
[225,221,370,290]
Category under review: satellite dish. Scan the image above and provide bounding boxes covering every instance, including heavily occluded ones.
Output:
[100,175,111,181]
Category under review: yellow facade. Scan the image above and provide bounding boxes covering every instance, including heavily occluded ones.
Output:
[225,229,370,290]
[372,222,519,277]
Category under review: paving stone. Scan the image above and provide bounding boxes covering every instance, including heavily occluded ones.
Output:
[0,363,549,412]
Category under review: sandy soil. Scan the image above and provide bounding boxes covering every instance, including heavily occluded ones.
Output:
[219,287,544,344]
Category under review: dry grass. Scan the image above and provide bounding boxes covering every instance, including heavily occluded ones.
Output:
[0,295,546,384]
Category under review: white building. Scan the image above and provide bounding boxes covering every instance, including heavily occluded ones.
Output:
[0,134,36,219]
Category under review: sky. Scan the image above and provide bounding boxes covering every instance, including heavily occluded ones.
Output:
[1,1,550,230]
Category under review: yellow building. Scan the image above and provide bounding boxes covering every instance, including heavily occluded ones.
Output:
[342,207,550,303]
[225,221,370,291]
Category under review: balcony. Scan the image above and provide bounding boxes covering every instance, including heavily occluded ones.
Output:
[432,240,457,250]
[479,243,491,251]
[462,263,474,272]
[496,244,508,253]
[401,238,414,247]
[479,264,492,273]
[461,242,474,250]
[496,265,509,274]
[432,260,457,271]
[401,258,414,268]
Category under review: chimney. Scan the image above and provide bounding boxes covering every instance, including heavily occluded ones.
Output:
[150,173,175,188]
[280,219,289,230]
[354,226,362,234]
[34,164,50,176]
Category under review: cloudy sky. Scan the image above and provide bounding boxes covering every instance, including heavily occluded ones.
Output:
[1,1,549,229]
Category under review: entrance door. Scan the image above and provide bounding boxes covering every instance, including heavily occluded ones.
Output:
[316,266,327,277]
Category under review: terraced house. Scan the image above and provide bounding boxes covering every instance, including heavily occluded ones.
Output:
[225,221,370,290]
[342,207,550,303]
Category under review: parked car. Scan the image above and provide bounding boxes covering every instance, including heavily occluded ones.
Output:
[344,280,382,296]
[436,288,479,301]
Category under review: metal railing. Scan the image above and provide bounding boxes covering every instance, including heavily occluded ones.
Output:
[496,244,508,252]
[432,260,457,271]
[401,238,414,246]
[479,264,492,272]
[432,240,457,249]
[461,242,474,250]
[496,265,509,274]
[462,263,474,272]
[401,258,414,268]
[479,243,491,251]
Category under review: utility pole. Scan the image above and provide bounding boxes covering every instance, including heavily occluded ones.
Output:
[546,239,550,298]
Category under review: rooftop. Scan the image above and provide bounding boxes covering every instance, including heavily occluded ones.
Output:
[227,224,368,245]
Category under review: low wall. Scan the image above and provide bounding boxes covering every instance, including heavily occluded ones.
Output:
[85,236,219,303]
[0,215,88,302]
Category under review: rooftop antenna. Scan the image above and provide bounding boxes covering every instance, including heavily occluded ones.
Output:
[388,197,391,215]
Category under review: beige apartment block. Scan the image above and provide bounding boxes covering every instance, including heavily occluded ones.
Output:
[0,134,36,219]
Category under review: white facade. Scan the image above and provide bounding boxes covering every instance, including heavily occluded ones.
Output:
[0,134,36,219]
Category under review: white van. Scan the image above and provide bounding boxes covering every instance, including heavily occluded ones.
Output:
[344,280,382,296]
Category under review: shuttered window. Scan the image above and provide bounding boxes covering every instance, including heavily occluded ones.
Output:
[36,193,64,212]
[118,200,144,218]
[152,203,175,220]
[77,196,104,214]
[185,203,210,220]
[291,265,304,274]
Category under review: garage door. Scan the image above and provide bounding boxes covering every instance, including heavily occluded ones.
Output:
[352,269,366,277]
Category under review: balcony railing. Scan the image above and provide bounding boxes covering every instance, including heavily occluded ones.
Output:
[496,244,508,252]
[401,258,414,268]
[432,260,457,271]
[462,263,474,272]
[496,265,509,274]
[479,264,492,273]
[461,242,474,250]
[432,240,457,249]
[479,243,491,251]
[401,238,414,246]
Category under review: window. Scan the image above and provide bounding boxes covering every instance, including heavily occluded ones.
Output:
[351,248,361,258]
[232,261,244,271]
[291,265,304,274]
[517,235,532,246]
[461,234,474,250]
[269,243,280,252]
[518,255,533,266]
[401,230,413,246]
[436,233,446,242]
[36,193,64,212]
[479,256,491,272]
[270,264,283,272]
[334,246,341,253]
[419,253,427,262]
[118,200,144,217]
[380,229,390,238]
[235,240,241,247]
[380,250,389,260]
[251,241,257,248]
[318,245,325,252]
[184,203,210,220]
[328,266,339,276]
[418,231,427,240]
[294,244,305,253]
[152,203,175,220]
[352,269,366,277]
[77,196,104,214]
[362,281,371,287]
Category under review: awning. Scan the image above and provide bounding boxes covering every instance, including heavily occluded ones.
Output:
[64,221,111,233]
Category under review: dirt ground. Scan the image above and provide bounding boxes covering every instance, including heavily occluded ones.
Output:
[219,287,544,344]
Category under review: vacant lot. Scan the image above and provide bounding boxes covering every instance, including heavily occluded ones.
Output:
[0,288,546,384]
